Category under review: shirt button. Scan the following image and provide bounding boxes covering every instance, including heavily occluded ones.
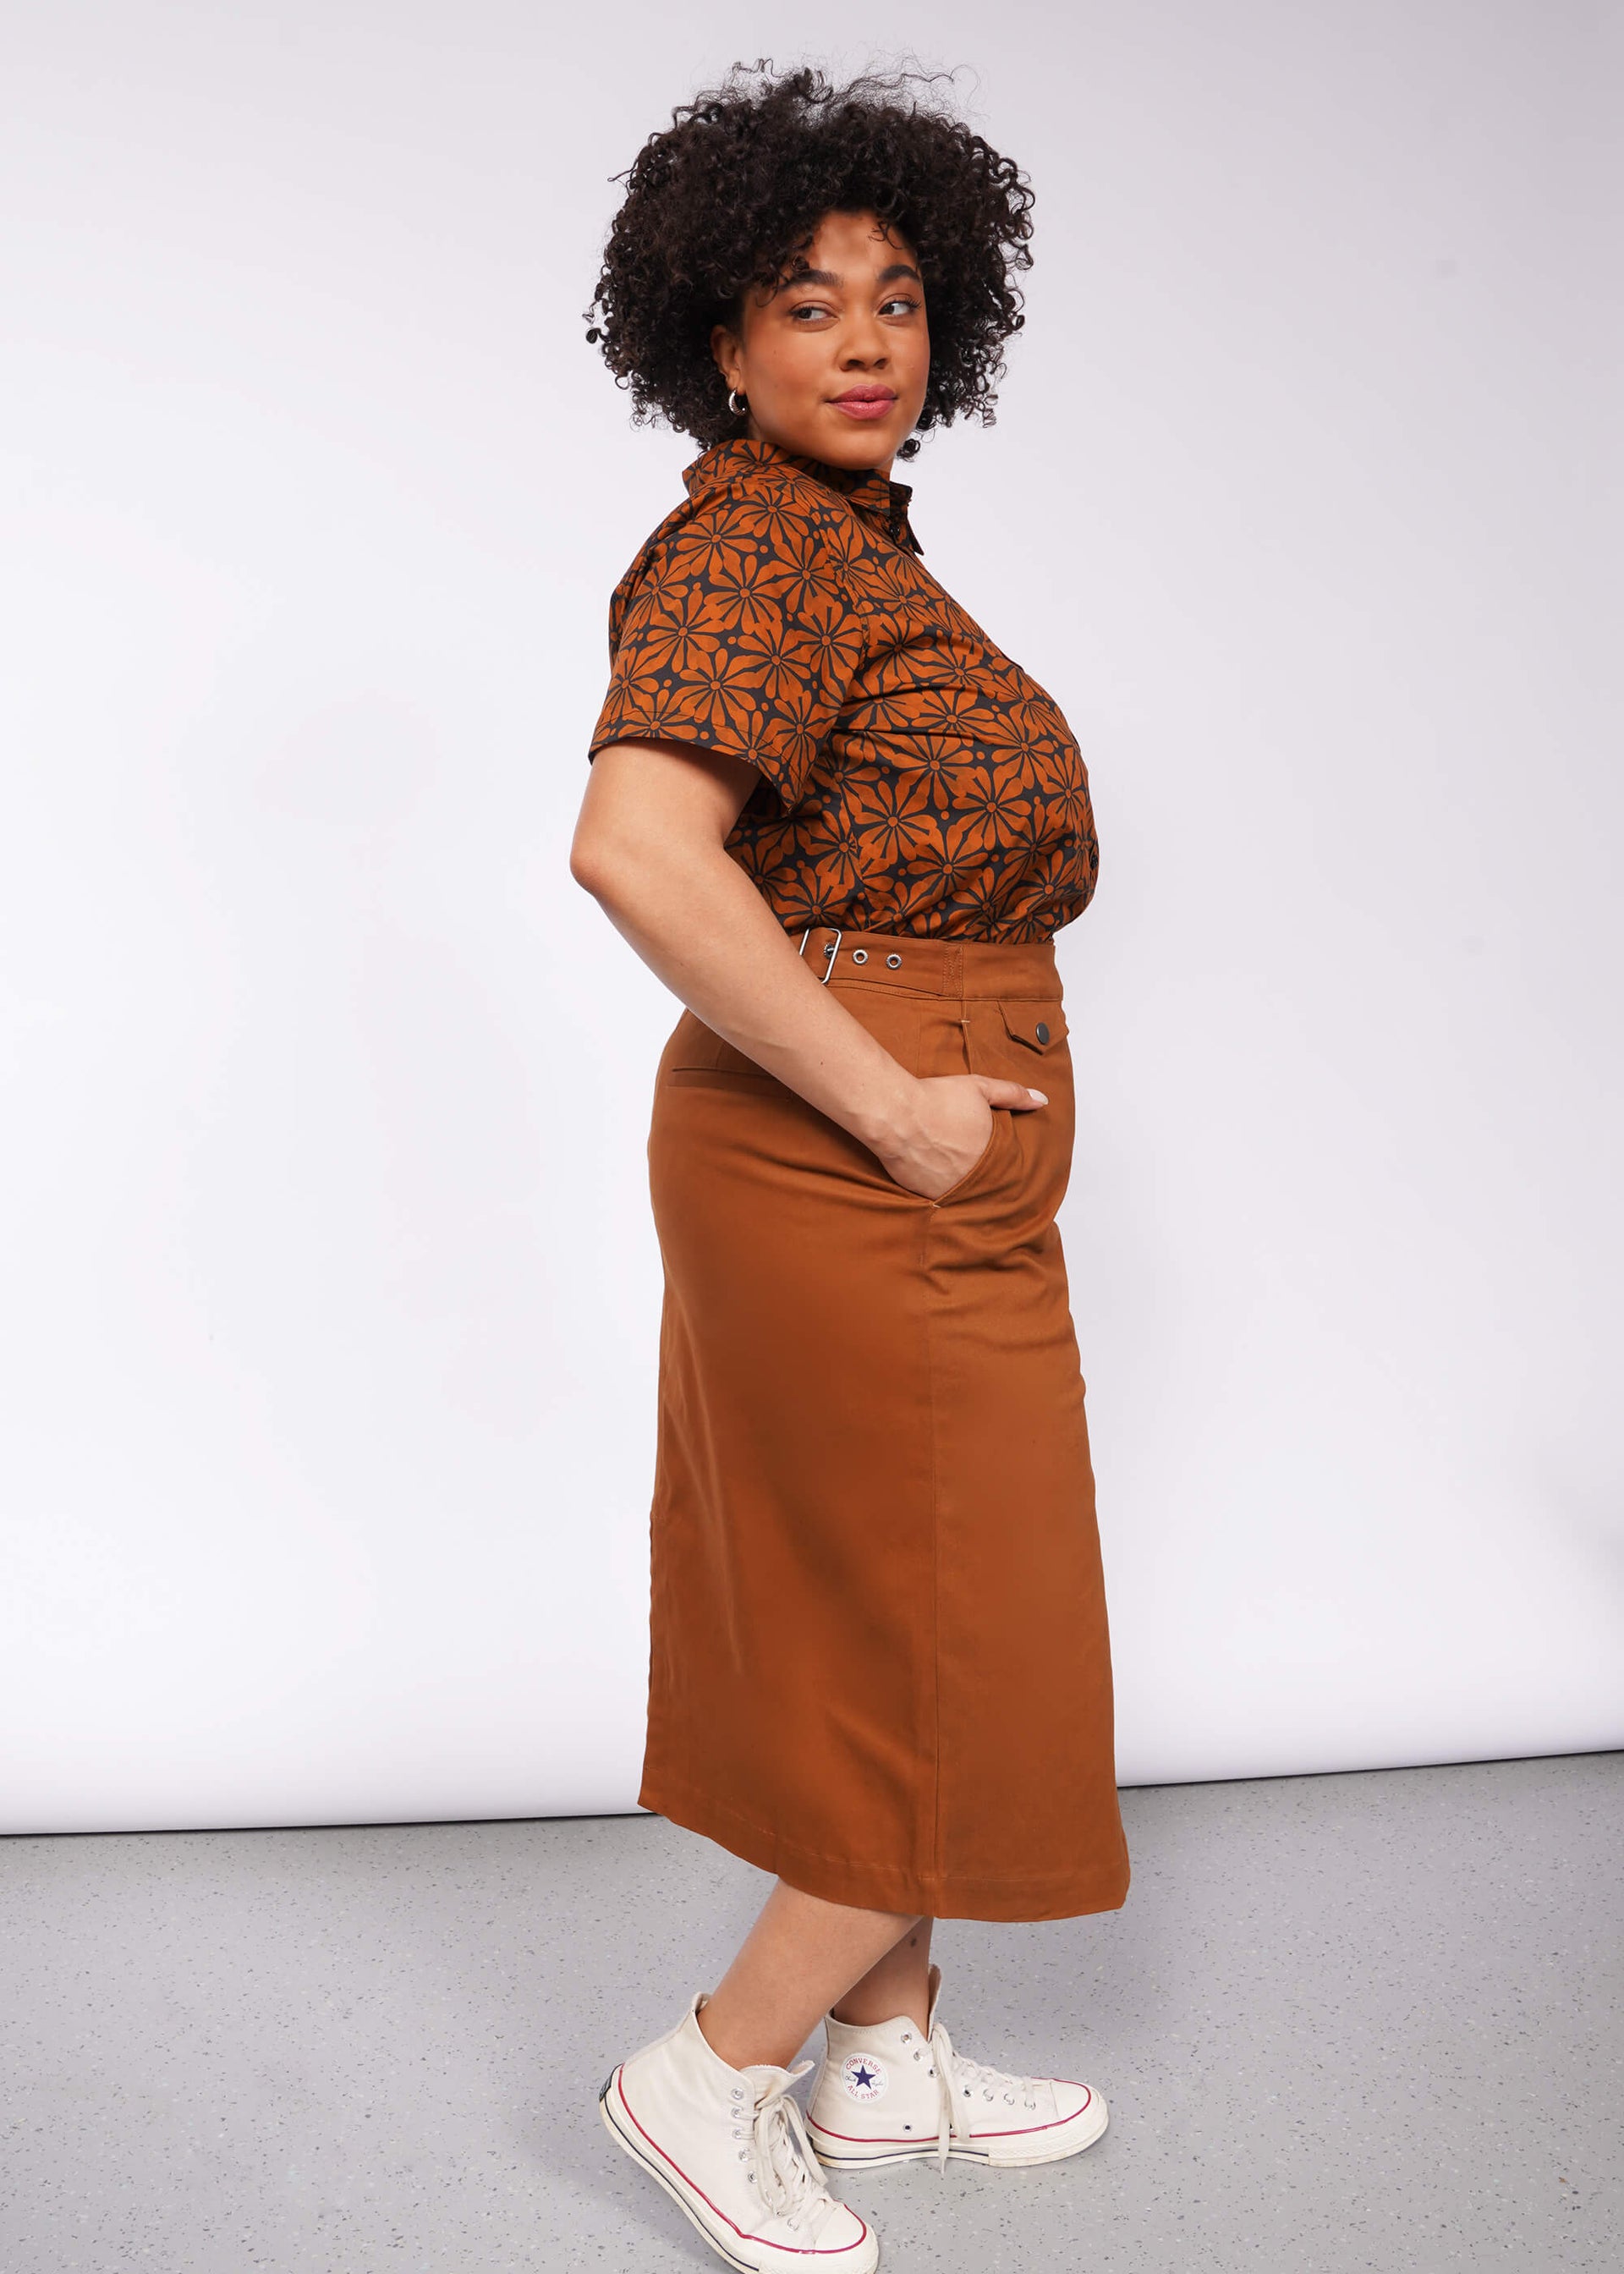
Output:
[1035,1021,1051,1045]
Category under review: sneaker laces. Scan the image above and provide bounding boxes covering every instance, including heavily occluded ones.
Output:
[749,2063,843,2238]
[929,2019,1042,2174]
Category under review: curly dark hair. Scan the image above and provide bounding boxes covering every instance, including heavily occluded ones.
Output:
[584,61,1036,462]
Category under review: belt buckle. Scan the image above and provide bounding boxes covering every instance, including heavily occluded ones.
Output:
[798,926,842,985]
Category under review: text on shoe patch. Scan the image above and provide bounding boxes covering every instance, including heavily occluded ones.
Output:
[841,2054,889,2101]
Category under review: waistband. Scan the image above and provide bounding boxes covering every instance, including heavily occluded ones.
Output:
[796,925,1060,1000]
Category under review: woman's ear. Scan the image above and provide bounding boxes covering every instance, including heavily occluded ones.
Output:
[710,321,743,397]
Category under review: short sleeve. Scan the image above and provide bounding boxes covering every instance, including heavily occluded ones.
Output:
[588,481,867,815]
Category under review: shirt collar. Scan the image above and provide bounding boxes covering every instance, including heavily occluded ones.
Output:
[684,435,924,556]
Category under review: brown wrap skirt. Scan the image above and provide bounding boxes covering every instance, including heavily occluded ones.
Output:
[640,925,1131,1924]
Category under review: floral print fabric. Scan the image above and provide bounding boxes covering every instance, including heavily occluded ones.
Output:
[588,436,1098,942]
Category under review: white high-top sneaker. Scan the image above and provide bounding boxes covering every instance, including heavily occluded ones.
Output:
[804,1962,1109,2173]
[599,1989,881,2271]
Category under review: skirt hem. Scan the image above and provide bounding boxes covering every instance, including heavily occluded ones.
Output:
[639,1771,1132,1926]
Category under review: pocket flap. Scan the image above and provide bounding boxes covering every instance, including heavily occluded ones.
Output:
[999,999,1067,1052]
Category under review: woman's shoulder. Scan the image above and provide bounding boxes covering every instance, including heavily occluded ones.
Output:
[671,440,858,551]
[605,442,865,627]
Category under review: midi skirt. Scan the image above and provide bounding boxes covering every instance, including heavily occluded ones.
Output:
[639,924,1131,1924]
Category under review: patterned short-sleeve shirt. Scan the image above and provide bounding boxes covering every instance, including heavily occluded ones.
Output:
[588,436,1098,943]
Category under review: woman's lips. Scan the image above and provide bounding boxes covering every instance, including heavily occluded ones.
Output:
[831,392,897,422]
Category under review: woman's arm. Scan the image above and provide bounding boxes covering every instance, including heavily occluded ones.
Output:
[570,739,1047,1201]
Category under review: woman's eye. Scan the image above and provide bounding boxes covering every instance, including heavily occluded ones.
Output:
[880,296,921,317]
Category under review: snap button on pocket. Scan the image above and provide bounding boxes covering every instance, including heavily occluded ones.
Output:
[999,999,1067,1052]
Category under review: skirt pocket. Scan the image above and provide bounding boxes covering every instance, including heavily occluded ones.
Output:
[666,1065,785,1090]
[928,1101,1012,1209]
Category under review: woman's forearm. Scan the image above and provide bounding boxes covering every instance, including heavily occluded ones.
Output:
[576,824,925,1159]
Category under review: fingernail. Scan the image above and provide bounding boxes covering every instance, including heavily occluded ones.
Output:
[1029,1089,1048,1105]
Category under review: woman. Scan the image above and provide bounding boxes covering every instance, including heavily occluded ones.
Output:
[572,64,1131,2272]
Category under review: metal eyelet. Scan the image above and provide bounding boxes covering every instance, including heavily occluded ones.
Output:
[886,952,902,968]
[852,948,868,963]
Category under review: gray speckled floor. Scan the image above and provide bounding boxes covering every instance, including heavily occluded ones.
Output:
[1,1753,1618,2273]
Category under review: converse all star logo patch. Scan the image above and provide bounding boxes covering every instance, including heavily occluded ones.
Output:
[841,2053,888,2101]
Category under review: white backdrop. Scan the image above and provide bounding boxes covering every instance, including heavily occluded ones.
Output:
[2,2,1619,1835]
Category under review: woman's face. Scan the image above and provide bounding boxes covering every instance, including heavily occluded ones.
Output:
[710,208,930,476]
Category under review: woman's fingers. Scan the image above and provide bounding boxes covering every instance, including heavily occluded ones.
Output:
[977,1077,1048,1112]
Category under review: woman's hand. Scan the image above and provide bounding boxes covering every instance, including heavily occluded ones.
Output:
[873,1074,1048,1201]
[573,743,1049,1191]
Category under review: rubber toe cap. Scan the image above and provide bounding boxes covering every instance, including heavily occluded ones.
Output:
[1055,2079,1107,2140]
[771,2198,876,2269]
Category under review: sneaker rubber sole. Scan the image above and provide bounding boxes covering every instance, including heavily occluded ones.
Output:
[807,2091,1108,2172]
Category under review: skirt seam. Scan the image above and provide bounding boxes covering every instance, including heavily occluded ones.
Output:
[920,1159,944,1898]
